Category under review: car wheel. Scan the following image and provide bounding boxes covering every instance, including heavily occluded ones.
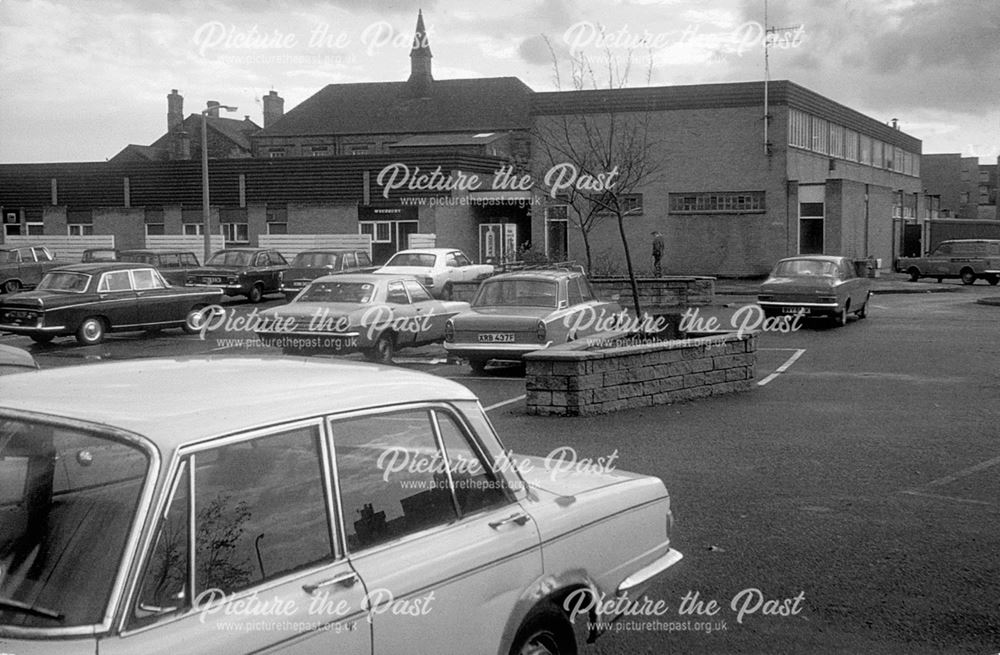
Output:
[509,604,577,655]
[960,268,976,285]
[2,279,21,294]
[988,275,1000,286]
[442,283,454,301]
[835,302,849,327]
[907,267,920,282]
[76,317,106,345]
[365,331,396,364]
[857,294,870,319]
[469,358,489,374]
[183,306,210,334]
[247,284,264,303]
[30,334,54,344]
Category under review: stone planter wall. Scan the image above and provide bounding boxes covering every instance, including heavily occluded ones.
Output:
[451,276,715,307]
[523,331,756,416]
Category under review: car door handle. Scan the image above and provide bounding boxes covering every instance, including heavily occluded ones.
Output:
[302,572,359,594]
[489,512,530,529]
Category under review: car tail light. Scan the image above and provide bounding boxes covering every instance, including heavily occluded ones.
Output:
[444,320,454,342]
[536,320,547,343]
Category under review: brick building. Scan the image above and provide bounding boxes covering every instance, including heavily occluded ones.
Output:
[1,11,931,274]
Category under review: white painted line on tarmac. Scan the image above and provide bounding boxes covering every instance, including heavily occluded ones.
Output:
[757,348,806,387]
[923,454,1000,488]
[484,395,526,412]
[899,490,994,507]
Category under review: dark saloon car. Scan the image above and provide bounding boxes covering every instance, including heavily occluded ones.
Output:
[0,262,224,344]
[119,249,201,286]
[186,247,289,303]
[281,249,376,301]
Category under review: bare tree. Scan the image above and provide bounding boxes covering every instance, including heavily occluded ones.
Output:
[531,36,667,316]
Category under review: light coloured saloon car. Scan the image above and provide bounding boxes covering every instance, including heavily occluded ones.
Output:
[0,358,681,655]
[757,255,872,326]
[375,248,493,299]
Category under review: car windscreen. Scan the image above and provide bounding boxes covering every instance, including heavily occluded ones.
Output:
[383,253,436,268]
[474,279,558,308]
[298,281,375,303]
[206,251,253,267]
[35,272,90,293]
[291,253,340,269]
[0,418,150,628]
[772,260,838,277]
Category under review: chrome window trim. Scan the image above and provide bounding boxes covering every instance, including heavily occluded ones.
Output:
[0,409,159,639]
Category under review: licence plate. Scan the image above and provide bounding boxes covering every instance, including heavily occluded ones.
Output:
[782,307,809,315]
[478,332,515,343]
[206,277,223,284]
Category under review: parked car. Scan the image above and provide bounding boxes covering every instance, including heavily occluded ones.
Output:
[81,248,121,263]
[256,273,469,363]
[0,262,224,344]
[186,247,289,302]
[0,357,682,654]
[0,343,38,374]
[0,245,69,294]
[896,239,1000,285]
[757,255,872,326]
[375,248,493,299]
[444,269,623,373]
[280,249,376,301]
[119,249,202,286]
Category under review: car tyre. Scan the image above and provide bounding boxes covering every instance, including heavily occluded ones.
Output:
[76,317,106,345]
[835,302,849,327]
[365,331,395,364]
[960,268,976,285]
[29,334,54,344]
[2,279,21,294]
[907,267,920,282]
[988,275,1000,286]
[509,604,577,655]
[857,294,870,319]
[247,284,264,303]
[469,358,489,374]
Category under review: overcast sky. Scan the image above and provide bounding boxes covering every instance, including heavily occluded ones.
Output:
[1,0,997,164]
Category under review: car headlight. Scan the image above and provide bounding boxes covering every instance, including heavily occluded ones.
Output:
[444,320,454,342]
[536,320,547,343]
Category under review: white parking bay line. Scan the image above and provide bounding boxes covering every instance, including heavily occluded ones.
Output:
[757,348,806,387]
[924,454,1000,488]
[484,395,526,412]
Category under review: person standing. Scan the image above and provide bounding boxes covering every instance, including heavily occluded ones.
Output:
[651,230,664,276]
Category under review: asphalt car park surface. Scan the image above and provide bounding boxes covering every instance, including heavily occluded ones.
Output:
[2,281,999,653]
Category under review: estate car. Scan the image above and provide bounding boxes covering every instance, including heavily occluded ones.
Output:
[0,358,682,654]
[119,250,201,287]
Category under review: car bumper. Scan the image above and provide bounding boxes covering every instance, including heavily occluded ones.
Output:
[0,323,66,334]
[187,282,246,295]
[616,546,684,596]
[757,300,839,317]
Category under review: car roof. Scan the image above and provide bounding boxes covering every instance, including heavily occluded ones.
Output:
[212,247,270,253]
[120,249,195,255]
[774,255,848,263]
[940,239,1000,244]
[51,262,158,274]
[0,357,477,453]
[390,249,459,256]
[294,249,364,255]
[312,272,411,284]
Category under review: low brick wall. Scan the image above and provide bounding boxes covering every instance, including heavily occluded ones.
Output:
[523,331,756,416]
[451,276,715,306]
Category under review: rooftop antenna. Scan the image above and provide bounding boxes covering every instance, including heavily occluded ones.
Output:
[763,0,800,156]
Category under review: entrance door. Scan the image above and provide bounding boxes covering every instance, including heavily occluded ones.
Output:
[902,223,921,257]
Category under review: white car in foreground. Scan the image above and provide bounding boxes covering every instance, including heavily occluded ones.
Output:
[375,248,493,299]
[0,357,682,654]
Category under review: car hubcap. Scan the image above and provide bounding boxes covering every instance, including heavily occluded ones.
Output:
[83,321,101,341]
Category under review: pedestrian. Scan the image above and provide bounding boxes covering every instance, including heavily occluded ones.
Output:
[651,230,664,276]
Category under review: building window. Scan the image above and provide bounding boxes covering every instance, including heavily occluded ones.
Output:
[266,222,288,235]
[310,146,329,156]
[961,169,970,181]
[668,191,765,214]
[844,129,859,162]
[810,117,829,155]
[360,221,392,243]
[145,223,165,236]
[980,170,990,182]
[872,141,884,168]
[183,224,204,236]
[222,222,249,244]
[68,224,94,236]
[960,192,970,204]
[859,135,872,165]
[788,109,810,149]
[349,144,372,155]
[798,186,824,255]
[3,224,21,237]
[828,124,844,159]
[26,222,43,235]
[268,148,286,158]
[265,203,288,235]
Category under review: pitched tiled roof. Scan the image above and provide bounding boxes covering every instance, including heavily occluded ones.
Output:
[259,77,534,137]
[149,115,259,152]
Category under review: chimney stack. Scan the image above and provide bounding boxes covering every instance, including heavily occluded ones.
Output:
[262,90,284,128]
[206,100,221,118]
[167,89,183,133]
